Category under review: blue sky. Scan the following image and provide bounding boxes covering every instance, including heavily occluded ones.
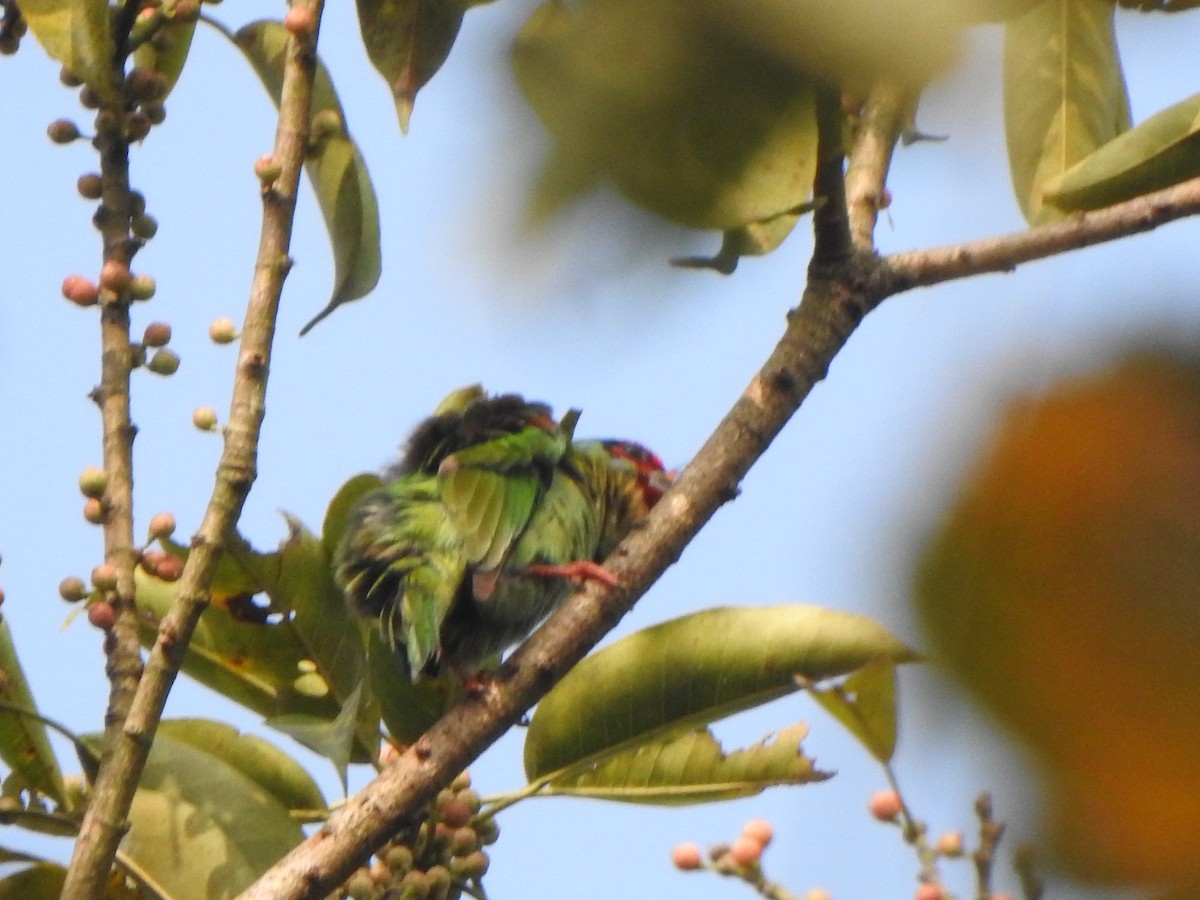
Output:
[2,4,1199,898]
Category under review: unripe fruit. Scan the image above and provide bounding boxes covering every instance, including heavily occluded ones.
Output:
[83,498,106,525]
[174,0,201,21]
[805,890,832,900]
[93,108,121,136]
[47,119,81,144]
[935,831,964,857]
[192,406,218,431]
[79,86,101,109]
[143,101,167,125]
[254,155,283,185]
[99,259,132,293]
[915,884,944,900]
[474,816,499,846]
[148,512,176,540]
[398,870,430,900]
[458,789,481,814]
[209,317,238,344]
[153,554,184,582]
[59,67,84,87]
[728,836,763,867]
[439,798,472,828]
[77,173,103,200]
[449,825,478,856]
[59,577,88,603]
[284,5,315,38]
[311,108,342,140]
[671,843,704,871]
[451,851,489,880]
[142,321,171,347]
[741,818,774,848]
[870,790,903,822]
[346,871,374,900]
[129,191,147,217]
[91,563,119,591]
[383,845,413,874]
[132,213,159,240]
[425,865,452,900]
[125,67,166,103]
[87,601,116,630]
[147,348,180,376]
[129,275,156,301]
[126,111,152,142]
[62,274,100,307]
[450,771,471,792]
[78,466,108,498]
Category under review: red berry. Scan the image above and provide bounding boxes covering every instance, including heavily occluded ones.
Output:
[87,601,116,630]
[142,321,172,347]
[62,275,99,307]
[915,884,944,900]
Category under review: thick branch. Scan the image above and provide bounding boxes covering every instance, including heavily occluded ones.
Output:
[61,6,324,898]
[811,84,853,266]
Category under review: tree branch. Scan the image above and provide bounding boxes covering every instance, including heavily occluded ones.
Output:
[239,170,1200,900]
[844,80,909,250]
[61,5,325,897]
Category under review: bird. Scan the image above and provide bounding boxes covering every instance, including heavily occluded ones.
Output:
[334,386,671,682]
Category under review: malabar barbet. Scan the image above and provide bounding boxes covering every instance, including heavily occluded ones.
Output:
[334,386,671,681]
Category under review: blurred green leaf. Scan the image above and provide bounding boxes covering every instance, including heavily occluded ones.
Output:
[1003,0,1130,223]
[268,683,362,791]
[1045,91,1200,211]
[228,20,382,334]
[916,351,1200,884]
[512,0,819,241]
[20,0,117,100]
[0,616,66,804]
[133,15,197,98]
[810,656,898,764]
[525,604,917,780]
[0,864,65,900]
[119,725,308,900]
[538,723,829,804]
[355,0,477,133]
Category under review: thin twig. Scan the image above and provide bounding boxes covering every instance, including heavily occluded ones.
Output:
[844,80,910,250]
[61,4,326,897]
[972,792,1006,900]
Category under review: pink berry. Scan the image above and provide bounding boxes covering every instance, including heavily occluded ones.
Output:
[283,5,315,37]
[671,843,703,871]
[870,790,903,822]
[741,818,774,848]
[62,274,99,307]
[87,601,116,630]
[99,259,131,293]
[728,836,763,867]
[915,884,944,900]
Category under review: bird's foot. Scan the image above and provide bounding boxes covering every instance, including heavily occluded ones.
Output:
[524,560,619,587]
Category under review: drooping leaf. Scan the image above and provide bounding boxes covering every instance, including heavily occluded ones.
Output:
[355,0,474,133]
[809,656,899,764]
[539,723,829,805]
[20,0,117,101]
[133,15,197,98]
[916,350,1200,885]
[227,20,382,334]
[672,203,817,274]
[367,627,464,744]
[1003,0,1130,223]
[155,719,326,814]
[1044,91,1200,211]
[524,604,917,780]
[0,865,66,900]
[512,0,820,245]
[0,616,66,804]
[322,472,384,560]
[137,524,380,764]
[268,682,362,791]
[118,726,308,900]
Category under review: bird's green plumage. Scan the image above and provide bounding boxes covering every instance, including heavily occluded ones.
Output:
[334,388,667,681]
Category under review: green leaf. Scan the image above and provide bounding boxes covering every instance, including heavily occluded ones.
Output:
[539,723,829,805]
[0,865,65,900]
[512,0,819,237]
[0,616,66,804]
[367,627,464,744]
[227,20,382,334]
[809,656,899,764]
[133,15,197,98]
[155,719,326,814]
[1003,0,1131,223]
[137,525,381,765]
[322,472,384,560]
[19,0,117,101]
[672,202,817,274]
[1044,91,1200,211]
[524,604,917,781]
[267,682,362,792]
[355,0,468,134]
[118,726,308,900]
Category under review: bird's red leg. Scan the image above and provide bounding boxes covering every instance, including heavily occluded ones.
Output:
[524,560,619,587]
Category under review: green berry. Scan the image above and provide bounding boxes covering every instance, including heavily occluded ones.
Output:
[384,845,413,874]
[192,406,218,431]
[78,466,108,498]
[254,155,283,185]
[474,816,499,846]
[147,348,180,376]
[132,213,159,240]
[129,271,156,300]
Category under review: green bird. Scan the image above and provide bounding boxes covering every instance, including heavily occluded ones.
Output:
[334,386,671,682]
